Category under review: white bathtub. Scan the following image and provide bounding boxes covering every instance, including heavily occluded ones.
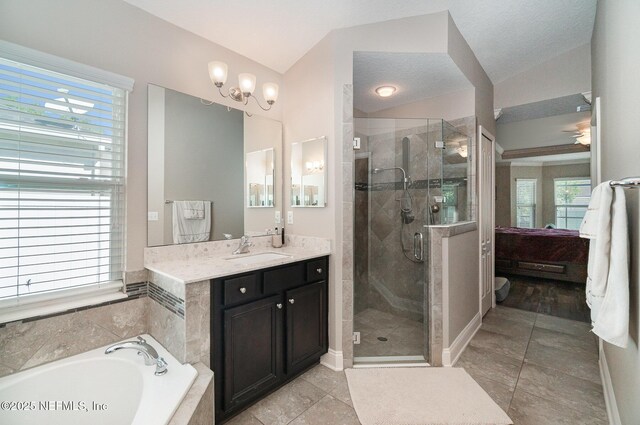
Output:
[0,334,197,425]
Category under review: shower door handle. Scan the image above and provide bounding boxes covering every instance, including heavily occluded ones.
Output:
[413,232,424,261]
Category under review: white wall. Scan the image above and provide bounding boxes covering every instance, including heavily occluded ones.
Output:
[0,0,283,271]
[591,1,640,424]
[495,43,592,109]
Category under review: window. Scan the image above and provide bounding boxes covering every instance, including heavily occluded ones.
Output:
[516,179,536,228]
[0,46,131,316]
[441,184,458,224]
[554,178,591,230]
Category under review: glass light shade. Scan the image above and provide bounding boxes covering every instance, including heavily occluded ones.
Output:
[263,82,279,103]
[375,85,396,97]
[238,73,257,95]
[208,61,228,85]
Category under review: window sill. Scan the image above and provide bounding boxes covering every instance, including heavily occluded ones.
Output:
[0,283,127,324]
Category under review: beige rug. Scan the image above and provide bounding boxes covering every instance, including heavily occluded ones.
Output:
[345,367,512,425]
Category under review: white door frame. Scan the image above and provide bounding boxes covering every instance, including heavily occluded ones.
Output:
[478,125,496,315]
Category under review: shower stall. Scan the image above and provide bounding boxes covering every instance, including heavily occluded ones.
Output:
[353,117,472,365]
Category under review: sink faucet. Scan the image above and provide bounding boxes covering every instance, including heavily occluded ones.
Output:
[232,235,254,255]
[105,336,168,376]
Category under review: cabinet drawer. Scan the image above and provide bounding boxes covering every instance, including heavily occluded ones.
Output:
[263,263,304,294]
[306,258,327,283]
[518,261,565,274]
[224,274,260,305]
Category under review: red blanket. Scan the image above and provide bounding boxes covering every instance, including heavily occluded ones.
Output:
[495,226,589,264]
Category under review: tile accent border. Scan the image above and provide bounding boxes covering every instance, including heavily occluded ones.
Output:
[148,281,185,319]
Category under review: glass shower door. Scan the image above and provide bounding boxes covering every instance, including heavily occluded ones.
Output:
[352,118,440,364]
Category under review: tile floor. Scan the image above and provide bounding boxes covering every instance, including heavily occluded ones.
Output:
[353,308,424,358]
[498,275,590,322]
[226,306,606,425]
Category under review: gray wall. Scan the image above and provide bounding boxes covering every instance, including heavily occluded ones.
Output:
[592,1,640,423]
[499,162,591,228]
[163,89,244,242]
[494,43,592,109]
[495,165,511,227]
[0,0,283,271]
[446,229,480,343]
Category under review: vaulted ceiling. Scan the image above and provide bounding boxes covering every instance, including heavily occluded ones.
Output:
[123,0,597,82]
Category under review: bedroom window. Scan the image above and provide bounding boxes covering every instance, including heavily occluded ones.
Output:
[441,184,458,224]
[554,178,591,230]
[0,43,133,321]
[516,179,536,228]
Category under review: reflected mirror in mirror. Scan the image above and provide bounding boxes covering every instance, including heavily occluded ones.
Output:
[246,148,274,207]
[290,136,327,207]
[147,84,282,246]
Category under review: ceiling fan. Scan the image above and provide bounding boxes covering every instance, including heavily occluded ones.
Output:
[563,123,591,145]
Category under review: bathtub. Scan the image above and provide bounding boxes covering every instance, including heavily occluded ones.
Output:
[0,334,197,425]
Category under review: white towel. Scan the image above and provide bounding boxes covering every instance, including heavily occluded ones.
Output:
[172,201,212,244]
[579,182,629,348]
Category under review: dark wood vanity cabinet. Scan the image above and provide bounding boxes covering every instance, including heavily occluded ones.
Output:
[211,256,329,422]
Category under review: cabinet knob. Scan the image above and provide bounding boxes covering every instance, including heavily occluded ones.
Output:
[276,303,283,309]
[316,268,323,274]
[288,298,295,304]
[239,287,247,294]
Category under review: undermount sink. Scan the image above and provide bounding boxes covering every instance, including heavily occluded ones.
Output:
[225,252,292,265]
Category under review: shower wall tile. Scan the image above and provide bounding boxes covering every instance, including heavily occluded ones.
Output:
[342,318,354,367]
[341,84,355,366]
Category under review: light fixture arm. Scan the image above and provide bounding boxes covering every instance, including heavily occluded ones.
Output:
[248,94,274,111]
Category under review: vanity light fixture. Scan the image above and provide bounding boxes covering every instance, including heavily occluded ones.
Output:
[375,86,396,98]
[208,61,279,113]
[457,145,468,158]
[305,160,324,173]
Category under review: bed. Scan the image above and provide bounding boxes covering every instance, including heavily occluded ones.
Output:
[494,226,589,284]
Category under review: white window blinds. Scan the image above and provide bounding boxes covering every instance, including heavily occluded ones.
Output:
[516,178,536,228]
[0,56,126,303]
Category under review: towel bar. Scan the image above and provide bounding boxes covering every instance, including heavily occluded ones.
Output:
[165,200,213,204]
[610,177,640,188]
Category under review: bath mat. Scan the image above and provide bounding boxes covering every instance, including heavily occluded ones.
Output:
[345,367,512,425]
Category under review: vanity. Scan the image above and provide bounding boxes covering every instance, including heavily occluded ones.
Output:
[211,255,328,421]
[144,236,331,424]
[145,83,331,423]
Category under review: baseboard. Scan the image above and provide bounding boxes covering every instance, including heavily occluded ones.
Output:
[599,344,622,425]
[442,312,481,367]
[321,349,344,371]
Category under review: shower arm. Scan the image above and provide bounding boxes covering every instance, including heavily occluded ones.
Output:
[372,167,410,190]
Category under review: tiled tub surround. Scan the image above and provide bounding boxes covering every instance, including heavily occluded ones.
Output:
[144,234,332,367]
[0,269,148,378]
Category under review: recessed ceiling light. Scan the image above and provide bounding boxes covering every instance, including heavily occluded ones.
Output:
[375,86,396,97]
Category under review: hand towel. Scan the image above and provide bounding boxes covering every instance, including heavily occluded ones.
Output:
[172,201,212,244]
[579,182,629,348]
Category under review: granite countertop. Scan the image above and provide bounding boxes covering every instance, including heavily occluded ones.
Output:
[144,235,331,284]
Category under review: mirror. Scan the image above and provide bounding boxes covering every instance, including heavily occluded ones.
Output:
[147,84,282,246]
[246,148,274,207]
[290,136,327,207]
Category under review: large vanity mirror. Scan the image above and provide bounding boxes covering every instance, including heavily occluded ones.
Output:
[290,136,328,207]
[147,84,282,246]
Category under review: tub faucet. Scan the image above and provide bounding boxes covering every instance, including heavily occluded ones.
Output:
[105,336,168,376]
[232,235,253,255]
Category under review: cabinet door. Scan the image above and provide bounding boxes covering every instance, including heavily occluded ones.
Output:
[285,281,327,373]
[223,295,283,410]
